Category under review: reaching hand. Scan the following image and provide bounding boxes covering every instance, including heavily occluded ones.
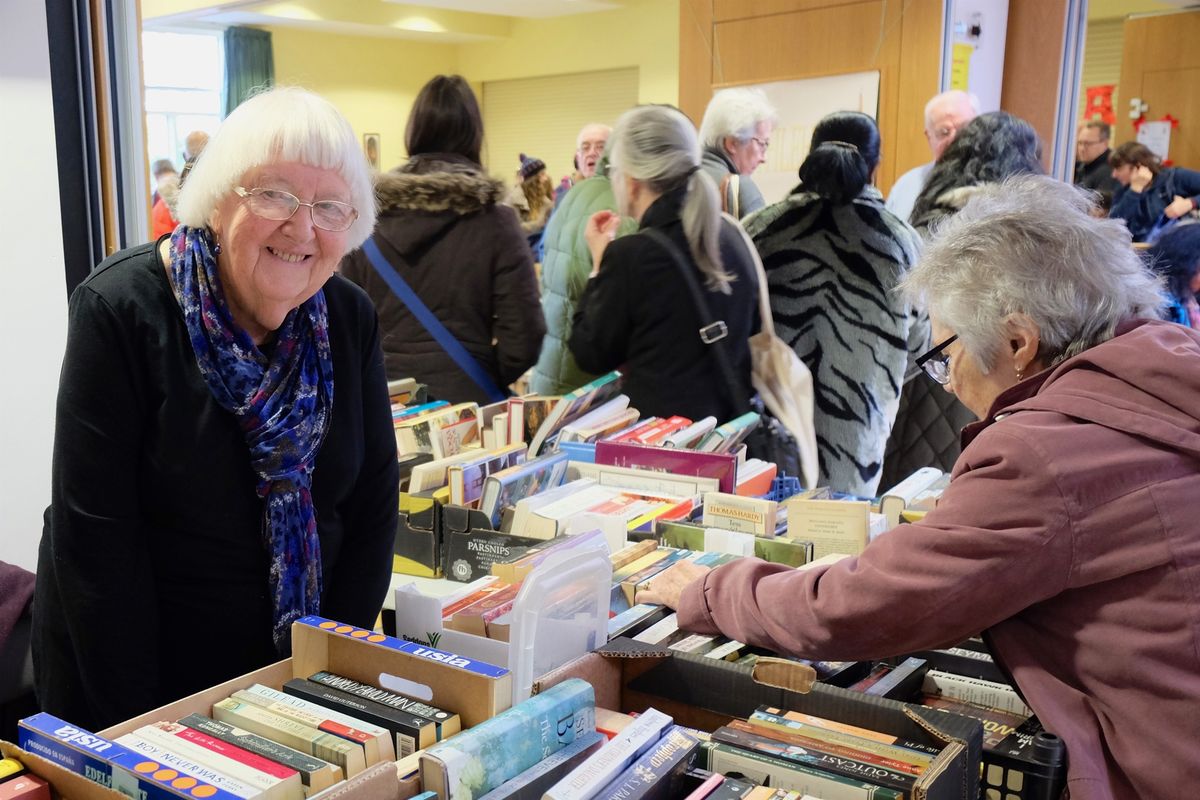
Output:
[584,210,622,273]
[636,560,712,610]
[1130,165,1155,193]
[1165,195,1197,220]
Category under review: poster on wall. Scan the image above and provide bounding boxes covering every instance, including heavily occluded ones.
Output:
[724,71,880,208]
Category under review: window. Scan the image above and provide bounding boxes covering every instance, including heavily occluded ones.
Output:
[142,30,223,185]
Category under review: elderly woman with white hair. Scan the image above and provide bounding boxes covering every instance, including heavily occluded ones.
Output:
[33,87,399,730]
[640,175,1200,799]
[698,87,777,217]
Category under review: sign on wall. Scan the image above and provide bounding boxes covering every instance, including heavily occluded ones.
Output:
[727,71,881,208]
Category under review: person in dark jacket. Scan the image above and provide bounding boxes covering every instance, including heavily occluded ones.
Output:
[569,104,758,423]
[1108,141,1200,243]
[1073,121,1119,202]
[1144,223,1200,328]
[33,88,398,731]
[744,112,925,496]
[340,75,545,403]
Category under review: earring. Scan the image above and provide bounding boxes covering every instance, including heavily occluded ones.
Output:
[212,239,222,256]
[1016,364,1025,381]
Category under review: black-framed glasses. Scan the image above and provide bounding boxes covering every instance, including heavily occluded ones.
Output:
[915,334,959,385]
[234,186,358,232]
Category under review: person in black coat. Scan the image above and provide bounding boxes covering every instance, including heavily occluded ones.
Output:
[33,88,399,731]
[569,104,758,423]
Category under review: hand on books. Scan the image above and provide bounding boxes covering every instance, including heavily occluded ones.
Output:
[636,560,712,610]
[585,210,622,272]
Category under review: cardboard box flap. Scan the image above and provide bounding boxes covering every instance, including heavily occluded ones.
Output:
[1,740,127,800]
[749,657,817,694]
[308,760,407,800]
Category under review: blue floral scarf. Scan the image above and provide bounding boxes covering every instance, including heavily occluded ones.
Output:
[168,226,334,652]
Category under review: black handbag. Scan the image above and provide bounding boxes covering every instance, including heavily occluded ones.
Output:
[641,229,804,481]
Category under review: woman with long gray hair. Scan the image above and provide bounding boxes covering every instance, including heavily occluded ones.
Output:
[569,104,758,422]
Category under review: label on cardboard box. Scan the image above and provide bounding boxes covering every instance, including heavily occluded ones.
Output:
[296,617,510,678]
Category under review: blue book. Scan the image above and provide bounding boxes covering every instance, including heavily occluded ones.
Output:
[545,707,674,800]
[556,441,597,464]
[419,679,596,800]
[594,726,701,800]
[476,731,605,800]
[18,713,245,800]
[480,450,571,528]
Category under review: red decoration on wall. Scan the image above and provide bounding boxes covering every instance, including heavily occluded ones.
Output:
[1084,84,1116,125]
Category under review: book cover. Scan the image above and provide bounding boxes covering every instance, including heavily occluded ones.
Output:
[481,451,571,528]
[719,722,920,786]
[419,678,595,800]
[176,714,343,793]
[410,449,487,494]
[784,498,872,559]
[594,441,738,495]
[449,445,529,507]
[702,493,779,537]
[396,403,480,457]
[700,741,903,800]
[432,411,482,459]
[475,732,604,800]
[17,713,243,800]
[593,726,700,800]
[232,685,392,764]
[528,372,624,456]
[544,707,673,800]
[212,699,366,778]
[281,679,436,757]
[918,694,1029,748]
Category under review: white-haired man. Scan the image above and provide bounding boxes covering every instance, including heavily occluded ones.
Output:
[555,122,611,205]
[886,90,980,223]
[698,88,777,218]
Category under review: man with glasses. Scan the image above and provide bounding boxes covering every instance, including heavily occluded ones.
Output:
[554,123,612,206]
[1073,120,1119,201]
[698,87,777,218]
[886,90,980,223]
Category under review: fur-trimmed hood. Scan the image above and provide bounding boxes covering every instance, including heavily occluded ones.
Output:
[375,153,506,215]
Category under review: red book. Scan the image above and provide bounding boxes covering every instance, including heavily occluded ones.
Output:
[595,440,738,494]
[174,725,299,780]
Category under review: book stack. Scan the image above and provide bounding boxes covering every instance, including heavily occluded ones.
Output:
[393,401,482,461]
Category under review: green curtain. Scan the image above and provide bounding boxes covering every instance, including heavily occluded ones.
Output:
[223,27,274,116]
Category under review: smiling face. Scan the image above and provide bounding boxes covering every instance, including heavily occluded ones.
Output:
[209,161,352,343]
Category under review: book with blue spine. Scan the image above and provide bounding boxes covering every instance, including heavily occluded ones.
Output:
[419,678,596,800]
[544,707,673,800]
[17,713,244,800]
[475,731,605,800]
[593,726,701,800]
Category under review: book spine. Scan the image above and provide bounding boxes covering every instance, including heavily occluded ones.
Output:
[746,712,933,768]
[232,688,384,764]
[682,771,726,800]
[308,671,458,734]
[17,714,241,800]
[281,679,434,756]
[725,721,918,777]
[421,679,595,800]
[701,742,903,800]
[171,726,301,783]
[177,714,341,790]
[475,732,605,800]
[212,698,365,778]
[595,727,699,800]
[544,707,674,800]
[133,722,296,796]
[115,732,262,799]
[711,726,914,792]
[922,670,1032,716]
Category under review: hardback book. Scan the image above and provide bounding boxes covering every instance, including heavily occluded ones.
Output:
[921,670,1032,716]
[784,497,884,560]
[528,372,624,456]
[480,451,571,528]
[448,444,529,507]
[702,493,779,537]
[747,709,936,766]
[419,678,595,800]
[281,679,436,757]
[592,726,700,800]
[663,417,717,449]
[696,412,761,454]
[918,694,1029,748]
[212,698,367,777]
[877,468,946,530]
[543,707,674,800]
[115,729,266,800]
[594,441,738,495]
[475,731,605,800]
[232,685,393,764]
[148,721,305,800]
[699,741,904,800]
[712,724,917,792]
[176,714,343,794]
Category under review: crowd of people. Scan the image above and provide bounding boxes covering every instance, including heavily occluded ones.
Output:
[34,77,1200,798]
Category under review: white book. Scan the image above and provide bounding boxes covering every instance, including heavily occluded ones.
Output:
[631,613,679,645]
[123,722,302,800]
[116,730,264,800]
[493,412,510,447]
[567,462,719,498]
[922,669,1033,716]
[543,708,673,800]
[663,417,717,448]
[556,396,631,443]
[879,467,947,529]
[235,684,394,763]
[408,449,485,493]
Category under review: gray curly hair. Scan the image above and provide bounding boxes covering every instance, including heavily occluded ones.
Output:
[900,174,1165,372]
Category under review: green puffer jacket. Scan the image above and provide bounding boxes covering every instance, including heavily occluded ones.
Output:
[530,175,636,395]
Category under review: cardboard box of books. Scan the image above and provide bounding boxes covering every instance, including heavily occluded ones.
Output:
[533,643,983,800]
[6,616,514,800]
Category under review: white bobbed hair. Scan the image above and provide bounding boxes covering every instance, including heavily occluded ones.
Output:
[698,88,778,150]
[175,86,377,250]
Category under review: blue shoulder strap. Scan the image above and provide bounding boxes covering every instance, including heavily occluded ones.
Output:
[360,237,508,402]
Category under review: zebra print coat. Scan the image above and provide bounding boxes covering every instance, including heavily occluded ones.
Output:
[744,186,926,496]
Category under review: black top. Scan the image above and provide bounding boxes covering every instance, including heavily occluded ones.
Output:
[1074,149,1120,199]
[569,188,759,423]
[32,240,399,730]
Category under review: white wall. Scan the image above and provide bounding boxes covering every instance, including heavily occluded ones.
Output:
[0,0,67,571]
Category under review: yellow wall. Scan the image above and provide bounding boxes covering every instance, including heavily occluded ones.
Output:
[456,0,680,107]
[270,28,457,171]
